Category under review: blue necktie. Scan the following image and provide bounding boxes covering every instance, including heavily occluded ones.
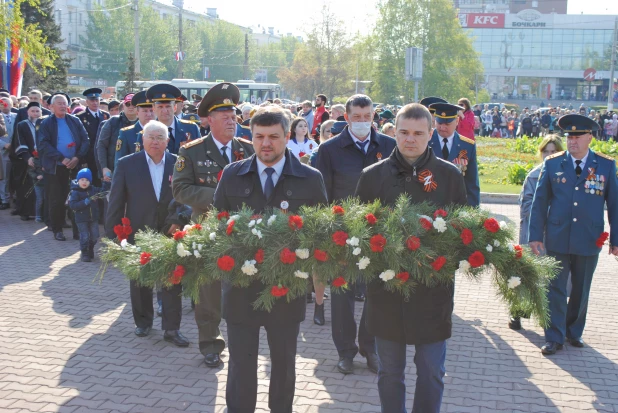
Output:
[264,167,275,200]
[356,140,369,153]
[221,146,230,164]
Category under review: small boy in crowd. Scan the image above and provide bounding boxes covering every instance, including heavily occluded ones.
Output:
[27,152,45,223]
[68,168,110,262]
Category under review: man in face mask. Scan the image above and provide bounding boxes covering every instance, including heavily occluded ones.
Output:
[315,94,397,375]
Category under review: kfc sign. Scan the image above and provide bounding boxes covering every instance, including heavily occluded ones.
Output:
[459,13,505,28]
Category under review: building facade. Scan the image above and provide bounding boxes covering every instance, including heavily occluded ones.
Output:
[460,9,617,103]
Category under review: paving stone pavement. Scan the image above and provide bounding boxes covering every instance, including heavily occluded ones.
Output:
[0,203,617,413]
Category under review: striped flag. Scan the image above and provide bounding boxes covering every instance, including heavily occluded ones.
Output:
[1,1,26,96]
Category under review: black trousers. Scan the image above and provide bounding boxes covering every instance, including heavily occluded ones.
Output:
[226,322,300,413]
[331,284,375,359]
[45,166,74,233]
[130,280,182,330]
[12,160,34,217]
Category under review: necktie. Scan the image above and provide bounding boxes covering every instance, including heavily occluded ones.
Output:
[221,146,230,164]
[168,127,174,142]
[442,138,449,159]
[356,140,369,154]
[575,160,582,177]
[264,167,275,200]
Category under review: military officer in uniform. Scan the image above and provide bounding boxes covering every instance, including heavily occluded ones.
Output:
[420,96,447,128]
[146,84,199,155]
[529,114,618,355]
[428,102,480,207]
[172,82,254,368]
[114,91,155,166]
[76,88,110,185]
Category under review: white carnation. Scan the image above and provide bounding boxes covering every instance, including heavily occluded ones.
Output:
[357,256,371,270]
[294,270,309,279]
[176,243,191,257]
[458,260,471,273]
[251,228,263,239]
[120,239,128,249]
[508,244,515,252]
[493,240,500,247]
[507,276,521,289]
[241,260,258,276]
[197,244,203,251]
[352,247,361,256]
[486,244,493,252]
[500,221,508,230]
[379,270,396,282]
[267,215,277,226]
[346,237,360,247]
[433,217,447,233]
[256,218,263,225]
[183,224,192,232]
[226,215,240,225]
[295,249,310,259]
[248,220,256,228]
[209,232,217,241]
[193,250,201,258]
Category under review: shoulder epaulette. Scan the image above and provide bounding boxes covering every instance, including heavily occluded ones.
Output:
[546,151,565,160]
[239,124,250,130]
[120,124,135,131]
[179,119,194,125]
[182,136,205,149]
[596,152,614,161]
[235,137,253,145]
[459,135,475,145]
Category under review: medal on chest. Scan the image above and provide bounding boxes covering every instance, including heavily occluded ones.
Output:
[451,150,468,175]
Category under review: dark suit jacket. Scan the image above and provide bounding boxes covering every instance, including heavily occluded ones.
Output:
[12,119,40,161]
[213,150,328,326]
[106,151,177,241]
[315,126,396,202]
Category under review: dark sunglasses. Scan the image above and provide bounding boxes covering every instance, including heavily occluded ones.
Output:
[124,102,133,107]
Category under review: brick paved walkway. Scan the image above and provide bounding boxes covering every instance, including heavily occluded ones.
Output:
[0,203,617,413]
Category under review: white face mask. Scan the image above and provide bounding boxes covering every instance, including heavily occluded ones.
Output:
[350,121,371,137]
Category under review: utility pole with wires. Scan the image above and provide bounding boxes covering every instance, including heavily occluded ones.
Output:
[133,0,140,75]
[608,17,617,111]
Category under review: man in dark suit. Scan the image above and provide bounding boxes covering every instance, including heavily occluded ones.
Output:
[37,92,90,241]
[106,120,189,347]
[315,94,396,375]
[76,88,110,186]
[213,106,327,413]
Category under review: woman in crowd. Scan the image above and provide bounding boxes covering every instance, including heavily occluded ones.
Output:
[381,122,395,138]
[482,110,493,137]
[511,135,564,330]
[456,98,475,139]
[287,117,317,159]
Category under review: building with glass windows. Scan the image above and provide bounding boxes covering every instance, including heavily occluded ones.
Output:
[459,9,617,103]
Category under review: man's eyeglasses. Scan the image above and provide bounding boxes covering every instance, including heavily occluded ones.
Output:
[124,102,133,107]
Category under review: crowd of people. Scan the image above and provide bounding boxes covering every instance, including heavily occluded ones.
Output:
[1,82,617,413]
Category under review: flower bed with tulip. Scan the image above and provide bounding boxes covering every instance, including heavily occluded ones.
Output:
[99,196,560,326]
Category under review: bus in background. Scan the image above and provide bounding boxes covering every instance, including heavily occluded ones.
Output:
[114,79,281,104]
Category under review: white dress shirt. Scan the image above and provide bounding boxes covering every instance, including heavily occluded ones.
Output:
[349,130,370,154]
[438,133,455,154]
[146,153,165,201]
[287,138,316,159]
[256,155,286,193]
[212,135,233,163]
[572,151,589,171]
[88,108,101,119]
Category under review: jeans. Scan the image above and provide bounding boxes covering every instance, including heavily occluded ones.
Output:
[76,221,99,252]
[376,337,446,413]
[34,185,44,220]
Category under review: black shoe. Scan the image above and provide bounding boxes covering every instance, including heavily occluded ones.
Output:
[80,252,92,262]
[337,357,354,374]
[306,292,314,303]
[156,304,163,317]
[508,317,522,330]
[135,326,152,337]
[0,203,10,210]
[164,330,190,347]
[204,353,221,368]
[364,352,379,374]
[88,248,95,259]
[323,292,329,299]
[20,216,30,221]
[354,293,365,302]
[567,337,585,348]
[54,232,66,241]
[313,303,325,326]
[541,341,563,355]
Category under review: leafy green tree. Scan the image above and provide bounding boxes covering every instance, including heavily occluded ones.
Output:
[193,19,246,82]
[252,36,301,85]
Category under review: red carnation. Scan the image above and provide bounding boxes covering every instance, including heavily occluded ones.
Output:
[173,230,187,241]
[251,214,262,220]
[121,217,131,226]
[365,213,377,225]
[433,209,448,219]
[114,224,128,241]
[255,249,265,264]
[332,276,347,287]
[332,205,345,215]
[299,151,306,157]
[596,232,610,248]
[32,150,39,158]
[67,142,76,148]
[406,236,421,251]
[288,215,303,231]
[461,228,473,246]
[226,220,235,236]
[369,234,387,252]
[279,248,297,264]
[217,255,235,272]
[396,272,410,283]
[420,218,432,230]
[271,285,289,297]
[314,249,328,262]
[140,252,152,265]
[217,211,230,221]
[468,251,485,268]
[483,218,500,233]
[192,223,202,231]
[332,231,349,246]
[513,245,523,259]
[431,256,446,271]
[123,226,133,237]
[217,169,223,182]
[169,265,186,284]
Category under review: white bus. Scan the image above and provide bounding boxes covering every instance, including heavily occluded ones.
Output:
[114,79,281,104]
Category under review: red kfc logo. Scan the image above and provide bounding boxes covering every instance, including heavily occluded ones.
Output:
[461,13,505,28]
